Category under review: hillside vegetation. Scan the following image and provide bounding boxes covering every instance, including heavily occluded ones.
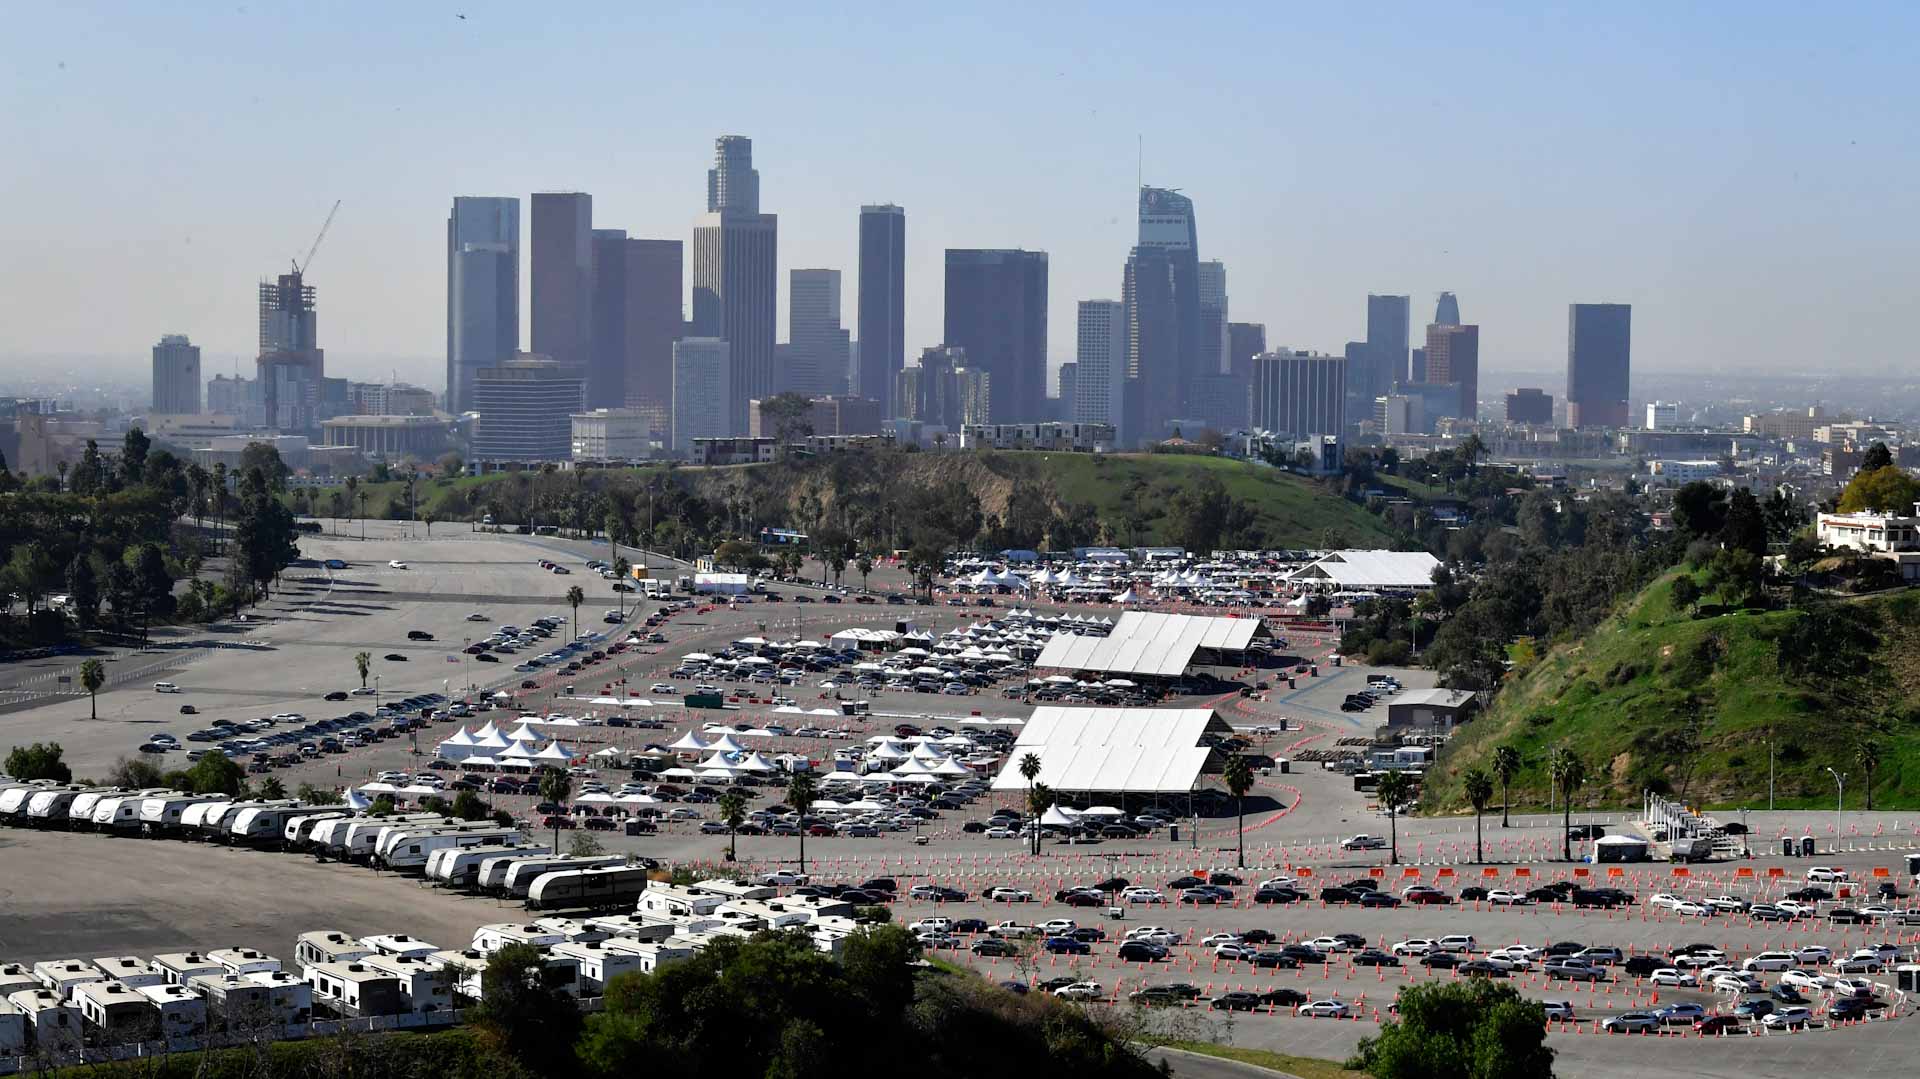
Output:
[1423,573,1920,813]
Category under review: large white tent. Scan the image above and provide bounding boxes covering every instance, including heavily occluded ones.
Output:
[1288,550,1441,591]
[1034,611,1267,677]
[989,705,1224,794]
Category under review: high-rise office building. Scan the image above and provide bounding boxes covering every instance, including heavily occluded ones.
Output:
[1074,299,1127,434]
[1566,303,1632,428]
[1250,350,1347,438]
[587,232,682,425]
[1433,291,1460,327]
[257,271,323,432]
[789,269,849,397]
[1226,323,1266,379]
[530,193,593,370]
[943,249,1047,423]
[1122,246,1177,444]
[472,354,586,462]
[1645,400,1677,430]
[1343,341,1377,428]
[446,196,519,413]
[857,204,905,411]
[691,136,777,433]
[1129,187,1203,432]
[1424,324,1479,421]
[1410,347,1427,383]
[1366,294,1411,390]
[151,334,201,415]
[1055,362,1077,423]
[1198,260,1228,375]
[671,337,731,455]
[1506,387,1554,424]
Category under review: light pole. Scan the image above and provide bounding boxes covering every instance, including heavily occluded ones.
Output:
[462,638,471,700]
[1826,767,1845,834]
[1767,729,1775,812]
[373,674,381,717]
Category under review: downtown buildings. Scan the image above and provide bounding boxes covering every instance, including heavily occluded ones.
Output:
[446,196,519,414]
[692,136,778,434]
[943,249,1047,425]
[856,204,906,407]
[150,334,201,415]
[1567,302,1632,428]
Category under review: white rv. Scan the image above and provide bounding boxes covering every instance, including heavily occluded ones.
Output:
[550,940,655,993]
[65,790,114,827]
[72,980,158,1040]
[94,790,179,833]
[138,793,226,835]
[500,855,624,898]
[304,961,411,1018]
[426,842,547,889]
[32,959,105,999]
[359,934,438,959]
[294,931,373,972]
[134,983,207,1038]
[0,780,58,817]
[0,963,39,999]
[527,865,653,912]
[531,917,611,945]
[430,948,579,1000]
[339,814,454,860]
[0,995,27,1056]
[187,974,276,1029]
[179,799,237,835]
[227,804,315,845]
[149,951,226,986]
[91,956,165,989]
[5,988,83,1054]
[476,853,560,893]
[362,955,454,1013]
[470,923,566,955]
[371,819,507,862]
[207,947,281,976]
[383,827,522,873]
[25,786,105,825]
[283,810,352,849]
[581,914,679,943]
[246,970,313,1023]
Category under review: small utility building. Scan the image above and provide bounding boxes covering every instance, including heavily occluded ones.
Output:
[1385,688,1477,731]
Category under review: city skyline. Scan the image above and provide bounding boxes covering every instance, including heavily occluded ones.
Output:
[6,5,1915,393]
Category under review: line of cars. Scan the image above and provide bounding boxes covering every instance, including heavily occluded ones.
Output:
[135,698,450,766]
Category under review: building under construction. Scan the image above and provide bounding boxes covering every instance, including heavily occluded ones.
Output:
[257,271,325,433]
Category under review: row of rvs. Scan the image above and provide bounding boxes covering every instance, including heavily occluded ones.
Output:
[0,948,311,1057]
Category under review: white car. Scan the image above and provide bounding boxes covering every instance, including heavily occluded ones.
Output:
[989,922,1039,938]
[1126,928,1181,947]
[1793,946,1832,965]
[1762,1007,1812,1029]
[1488,945,1540,963]
[1482,953,1533,972]
[1671,901,1714,918]
[761,871,809,886]
[1391,939,1437,957]
[1305,936,1351,954]
[1673,951,1726,969]
[153,681,180,693]
[1296,999,1351,1018]
[1123,887,1168,904]
[1776,899,1816,917]
[466,613,490,622]
[1702,895,1747,913]
[1829,976,1876,997]
[989,887,1034,903]
[1486,889,1532,906]
[1340,835,1386,851]
[1200,933,1243,947]
[1040,919,1078,935]
[1834,953,1885,974]
[1712,973,1761,993]
[1435,935,1477,954]
[1648,969,1698,988]
[985,827,1017,839]
[1742,952,1799,973]
[1053,981,1103,1001]
[1260,876,1299,891]
[1647,893,1683,910]
[1779,969,1828,992]
[910,918,953,935]
[1806,866,1850,884]
[388,560,408,569]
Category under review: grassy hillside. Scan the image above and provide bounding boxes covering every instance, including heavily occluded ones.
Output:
[1422,575,1920,812]
[290,450,1407,550]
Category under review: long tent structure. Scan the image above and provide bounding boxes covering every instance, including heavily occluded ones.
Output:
[1033,611,1268,678]
[989,705,1226,795]
[1286,550,1441,591]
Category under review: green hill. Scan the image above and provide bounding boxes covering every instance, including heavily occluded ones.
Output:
[289,450,1407,551]
[1423,574,1920,813]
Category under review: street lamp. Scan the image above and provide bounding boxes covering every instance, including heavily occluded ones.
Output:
[373,674,381,717]
[1826,767,1845,822]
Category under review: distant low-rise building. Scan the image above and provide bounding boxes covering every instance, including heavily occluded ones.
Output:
[571,408,656,462]
[691,436,776,465]
[320,414,449,458]
[959,422,1114,453]
[1817,510,1920,552]
[1385,688,1478,731]
[1505,387,1553,425]
[1648,460,1722,484]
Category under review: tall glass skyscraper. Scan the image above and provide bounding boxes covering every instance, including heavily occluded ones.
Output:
[943,250,1048,423]
[531,193,593,372]
[857,205,905,411]
[692,136,777,433]
[446,196,520,414]
[1126,188,1203,442]
[1566,303,1631,428]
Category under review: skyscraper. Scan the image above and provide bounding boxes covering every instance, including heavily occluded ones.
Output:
[857,204,905,411]
[1074,299,1127,434]
[1566,303,1632,428]
[151,334,201,415]
[1226,323,1267,379]
[692,136,777,432]
[1198,260,1228,375]
[1433,291,1460,327]
[789,269,849,397]
[1250,350,1347,438]
[1130,188,1204,431]
[1366,294,1411,389]
[672,338,731,455]
[530,193,593,370]
[1425,324,1480,421]
[589,228,630,409]
[257,271,323,433]
[1506,387,1554,424]
[1122,246,1177,443]
[589,233,683,425]
[943,249,1047,423]
[472,354,585,462]
[446,196,519,414]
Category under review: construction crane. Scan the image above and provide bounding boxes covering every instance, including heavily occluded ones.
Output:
[293,199,342,277]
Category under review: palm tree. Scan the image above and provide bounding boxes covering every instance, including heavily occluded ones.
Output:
[565,585,585,640]
[1492,745,1521,827]
[79,659,105,719]
[538,766,573,856]
[357,490,370,540]
[787,773,817,874]
[1222,755,1254,868]
[343,475,358,533]
[1855,741,1880,811]
[353,651,372,689]
[718,791,748,862]
[1374,770,1414,866]
[1548,748,1587,862]
[1018,752,1043,855]
[257,776,287,800]
[1460,433,1488,480]
[1463,768,1494,865]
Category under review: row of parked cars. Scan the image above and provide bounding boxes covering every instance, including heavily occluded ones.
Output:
[136,699,450,764]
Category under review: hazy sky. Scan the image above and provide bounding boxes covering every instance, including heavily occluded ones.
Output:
[3,2,1916,391]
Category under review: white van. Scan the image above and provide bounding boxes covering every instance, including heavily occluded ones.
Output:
[154,682,180,693]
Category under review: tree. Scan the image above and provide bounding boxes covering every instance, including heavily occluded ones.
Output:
[538,766,573,856]
[1547,748,1587,862]
[718,790,748,862]
[1350,979,1554,1079]
[296,783,343,806]
[568,832,606,857]
[5,542,56,614]
[787,773,817,873]
[469,942,582,1076]
[1720,488,1768,556]
[1855,741,1880,811]
[1671,481,1729,540]
[1861,441,1894,473]
[257,776,287,800]
[79,659,105,719]
[855,554,873,593]
[566,585,586,639]
[65,555,99,628]
[1222,754,1254,868]
[1459,433,1488,480]
[186,751,247,795]
[107,755,165,789]
[354,651,372,689]
[1018,752,1043,856]
[231,467,301,600]
[4,742,71,782]
[238,443,291,491]
[1837,465,1920,514]
[1375,769,1414,865]
[1491,745,1520,827]
[121,427,151,485]
[1669,575,1701,617]
[453,789,489,821]
[1463,768,1493,865]
[758,392,817,445]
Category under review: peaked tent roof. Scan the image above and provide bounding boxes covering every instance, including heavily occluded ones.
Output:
[1014,707,1233,750]
[1034,611,1267,677]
